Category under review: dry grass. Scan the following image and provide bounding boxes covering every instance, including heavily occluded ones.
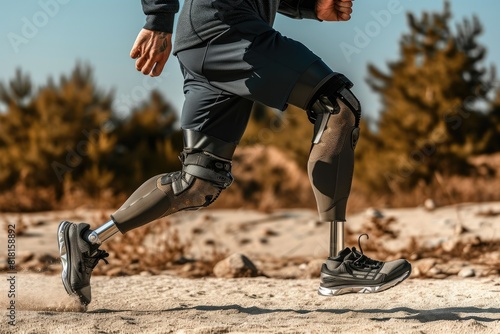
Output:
[90,216,227,278]
[0,184,56,212]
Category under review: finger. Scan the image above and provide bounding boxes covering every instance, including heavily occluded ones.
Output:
[335,6,353,15]
[151,57,168,77]
[339,12,351,20]
[335,1,353,8]
[335,2,353,10]
[335,3,353,19]
[130,47,141,59]
[135,55,148,71]
[130,37,145,59]
[141,58,156,75]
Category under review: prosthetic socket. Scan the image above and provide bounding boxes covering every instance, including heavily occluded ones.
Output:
[287,61,362,257]
[307,74,361,223]
[110,130,235,234]
[288,62,361,224]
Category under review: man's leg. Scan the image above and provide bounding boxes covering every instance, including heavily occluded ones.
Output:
[181,21,411,295]
[57,58,254,307]
[57,132,237,306]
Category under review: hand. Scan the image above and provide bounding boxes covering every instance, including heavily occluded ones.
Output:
[316,0,354,22]
[130,29,172,77]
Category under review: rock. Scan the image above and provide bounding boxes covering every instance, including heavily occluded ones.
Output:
[441,238,459,252]
[428,267,443,276]
[213,253,258,278]
[458,267,476,278]
[424,198,436,211]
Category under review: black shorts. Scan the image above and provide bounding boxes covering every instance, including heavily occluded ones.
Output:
[176,19,333,144]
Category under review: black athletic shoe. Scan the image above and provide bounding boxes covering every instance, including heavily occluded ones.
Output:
[57,221,109,307]
[318,234,411,296]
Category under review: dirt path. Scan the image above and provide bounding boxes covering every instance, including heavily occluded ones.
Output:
[1,274,499,334]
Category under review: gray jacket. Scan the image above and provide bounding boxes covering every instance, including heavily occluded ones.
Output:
[141,0,319,54]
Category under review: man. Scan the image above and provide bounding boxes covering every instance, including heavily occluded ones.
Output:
[58,0,411,308]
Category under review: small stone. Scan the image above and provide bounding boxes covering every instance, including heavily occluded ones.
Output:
[458,267,476,278]
[213,253,258,278]
[442,237,459,252]
[415,258,437,275]
[428,267,442,276]
[424,198,436,211]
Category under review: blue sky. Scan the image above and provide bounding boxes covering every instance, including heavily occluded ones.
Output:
[1,1,499,122]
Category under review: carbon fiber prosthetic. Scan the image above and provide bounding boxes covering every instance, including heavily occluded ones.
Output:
[290,66,361,257]
[308,77,361,223]
[311,88,360,256]
[110,130,236,234]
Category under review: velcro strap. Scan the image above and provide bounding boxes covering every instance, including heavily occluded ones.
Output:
[180,152,233,188]
[183,153,232,172]
[184,165,233,188]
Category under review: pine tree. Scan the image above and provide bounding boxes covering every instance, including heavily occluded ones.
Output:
[0,63,184,205]
[366,1,496,191]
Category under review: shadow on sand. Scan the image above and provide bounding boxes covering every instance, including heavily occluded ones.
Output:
[90,305,500,323]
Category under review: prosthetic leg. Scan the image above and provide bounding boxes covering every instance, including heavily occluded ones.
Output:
[84,130,236,244]
[295,75,413,294]
[309,87,360,258]
[288,61,361,259]
[58,129,237,307]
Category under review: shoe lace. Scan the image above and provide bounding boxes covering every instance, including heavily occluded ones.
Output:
[83,249,109,273]
[351,234,382,269]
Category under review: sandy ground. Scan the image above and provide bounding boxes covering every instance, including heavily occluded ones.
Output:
[0,202,499,333]
[0,274,499,334]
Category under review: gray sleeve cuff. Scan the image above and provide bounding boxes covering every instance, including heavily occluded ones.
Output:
[278,0,321,21]
[298,0,320,20]
[143,12,176,33]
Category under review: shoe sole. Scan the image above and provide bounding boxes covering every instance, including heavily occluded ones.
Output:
[58,221,74,296]
[317,268,412,296]
[58,221,88,311]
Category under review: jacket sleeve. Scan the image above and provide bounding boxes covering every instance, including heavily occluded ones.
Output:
[141,0,180,33]
[278,0,320,20]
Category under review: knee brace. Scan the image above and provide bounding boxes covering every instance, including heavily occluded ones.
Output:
[293,67,361,222]
[111,130,235,233]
